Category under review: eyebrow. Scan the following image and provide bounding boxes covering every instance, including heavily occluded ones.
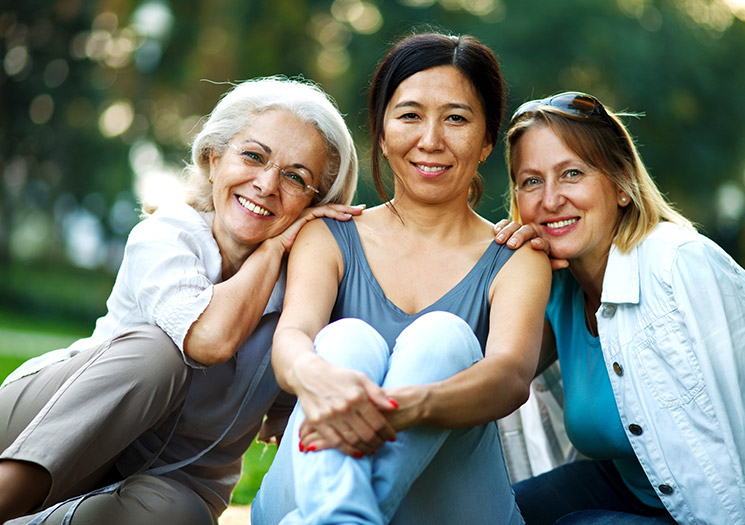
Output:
[392,101,475,113]
[237,138,317,180]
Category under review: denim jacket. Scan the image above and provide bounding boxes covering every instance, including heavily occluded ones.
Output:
[597,222,745,524]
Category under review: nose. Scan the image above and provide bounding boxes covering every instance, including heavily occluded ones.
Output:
[541,179,566,211]
[417,120,444,152]
[252,161,281,196]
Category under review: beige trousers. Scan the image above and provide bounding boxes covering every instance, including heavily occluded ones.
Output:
[0,326,216,525]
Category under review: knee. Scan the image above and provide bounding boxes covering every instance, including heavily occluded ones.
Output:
[314,319,389,379]
[111,326,190,392]
[390,312,481,379]
[398,312,480,362]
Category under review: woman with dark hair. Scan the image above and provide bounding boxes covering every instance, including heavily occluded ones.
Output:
[252,33,549,525]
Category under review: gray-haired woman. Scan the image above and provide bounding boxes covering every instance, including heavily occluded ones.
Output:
[0,76,360,525]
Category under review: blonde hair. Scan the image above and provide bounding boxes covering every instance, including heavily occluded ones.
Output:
[143,76,358,214]
[505,104,693,253]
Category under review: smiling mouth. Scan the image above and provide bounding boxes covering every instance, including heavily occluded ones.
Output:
[544,218,578,228]
[414,163,449,174]
[237,196,272,216]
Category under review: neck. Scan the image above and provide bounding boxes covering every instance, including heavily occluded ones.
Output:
[568,254,607,306]
[212,222,257,281]
[386,191,479,241]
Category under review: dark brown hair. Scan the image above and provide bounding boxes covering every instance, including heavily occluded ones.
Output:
[368,32,506,207]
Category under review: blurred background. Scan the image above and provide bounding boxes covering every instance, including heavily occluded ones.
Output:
[2,0,745,504]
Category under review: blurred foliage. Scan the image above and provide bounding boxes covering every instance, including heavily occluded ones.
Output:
[1,0,745,319]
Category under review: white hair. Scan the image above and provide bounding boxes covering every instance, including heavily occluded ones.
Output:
[144,76,358,214]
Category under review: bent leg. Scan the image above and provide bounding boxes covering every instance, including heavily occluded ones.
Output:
[0,326,191,513]
[252,318,390,525]
[7,475,216,525]
[514,460,672,524]
[370,311,515,523]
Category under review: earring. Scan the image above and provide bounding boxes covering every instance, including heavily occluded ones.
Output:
[209,175,213,184]
[478,159,485,165]
[620,196,628,203]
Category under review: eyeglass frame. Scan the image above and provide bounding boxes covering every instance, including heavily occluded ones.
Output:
[227,143,320,197]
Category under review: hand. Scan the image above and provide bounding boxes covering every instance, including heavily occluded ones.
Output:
[381,385,427,432]
[493,219,568,270]
[294,356,398,457]
[274,203,365,253]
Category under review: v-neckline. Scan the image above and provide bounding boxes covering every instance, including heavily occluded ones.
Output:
[346,220,496,317]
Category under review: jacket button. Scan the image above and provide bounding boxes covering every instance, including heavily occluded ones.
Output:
[628,424,643,435]
[613,362,623,376]
[658,484,674,495]
[601,304,617,318]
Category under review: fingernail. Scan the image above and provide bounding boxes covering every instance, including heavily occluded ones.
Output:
[354,204,366,208]
[307,445,316,452]
[353,452,363,459]
[371,449,377,455]
[299,442,305,452]
[388,398,399,409]
[496,233,505,242]
[388,437,396,443]
[508,239,517,247]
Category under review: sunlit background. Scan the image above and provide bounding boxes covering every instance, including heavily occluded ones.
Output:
[2,0,745,326]
[2,0,745,508]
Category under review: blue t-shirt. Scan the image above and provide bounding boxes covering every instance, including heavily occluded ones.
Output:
[547,270,662,508]
[323,218,514,352]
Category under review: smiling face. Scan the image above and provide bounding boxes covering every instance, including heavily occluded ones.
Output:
[514,125,629,268]
[380,65,492,206]
[209,109,327,254]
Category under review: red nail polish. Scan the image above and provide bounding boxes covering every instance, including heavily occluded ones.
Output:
[307,445,316,452]
[389,437,396,442]
[353,451,363,459]
[299,442,305,452]
[388,398,399,408]
[371,449,377,455]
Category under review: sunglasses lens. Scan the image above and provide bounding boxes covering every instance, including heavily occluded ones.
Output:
[552,93,599,117]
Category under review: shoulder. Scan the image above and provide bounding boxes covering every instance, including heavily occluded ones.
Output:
[490,244,551,299]
[505,243,551,276]
[638,222,737,277]
[130,202,212,245]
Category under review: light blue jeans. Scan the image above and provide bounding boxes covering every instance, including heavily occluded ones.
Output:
[252,312,523,525]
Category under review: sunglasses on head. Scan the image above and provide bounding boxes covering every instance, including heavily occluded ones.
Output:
[510,91,611,125]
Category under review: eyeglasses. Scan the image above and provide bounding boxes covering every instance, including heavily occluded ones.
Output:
[228,143,320,197]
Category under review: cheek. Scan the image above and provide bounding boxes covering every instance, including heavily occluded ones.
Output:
[516,195,536,222]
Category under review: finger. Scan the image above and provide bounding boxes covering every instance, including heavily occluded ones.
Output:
[550,257,570,271]
[529,236,550,254]
[493,218,511,234]
[494,221,522,244]
[307,203,365,221]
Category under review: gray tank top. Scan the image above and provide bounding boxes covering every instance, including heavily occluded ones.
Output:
[324,218,515,353]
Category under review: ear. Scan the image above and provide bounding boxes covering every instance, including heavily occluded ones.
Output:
[617,188,631,207]
[480,138,494,164]
[208,148,220,182]
[379,136,388,159]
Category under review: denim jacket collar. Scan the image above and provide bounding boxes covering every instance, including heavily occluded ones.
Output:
[601,242,640,306]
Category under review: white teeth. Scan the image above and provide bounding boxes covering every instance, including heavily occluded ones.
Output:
[415,164,446,173]
[238,196,271,216]
[546,218,578,228]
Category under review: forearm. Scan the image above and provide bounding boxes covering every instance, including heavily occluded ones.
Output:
[389,353,532,430]
[184,239,285,365]
[272,326,325,394]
